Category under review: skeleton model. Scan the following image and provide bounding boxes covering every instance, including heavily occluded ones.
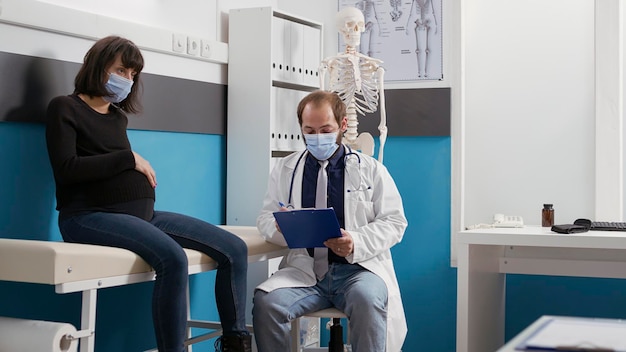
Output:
[406,0,438,78]
[320,6,387,162]
[389,0,403,22]
[354,0,380,57]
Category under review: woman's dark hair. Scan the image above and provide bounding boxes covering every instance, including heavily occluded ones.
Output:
[297,90,346,127]
[74,35,144,113]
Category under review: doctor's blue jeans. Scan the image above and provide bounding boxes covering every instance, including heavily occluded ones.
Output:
[59,210,249,352]
[252,263,388,352]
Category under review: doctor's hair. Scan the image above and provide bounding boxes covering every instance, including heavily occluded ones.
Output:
[74,35,144,114]
[297,90,346,127]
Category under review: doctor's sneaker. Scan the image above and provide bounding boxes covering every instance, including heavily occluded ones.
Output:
[214,334,252,352]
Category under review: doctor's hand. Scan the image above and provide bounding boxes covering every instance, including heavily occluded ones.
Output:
[274,204,290,233]
[325,229,353,257]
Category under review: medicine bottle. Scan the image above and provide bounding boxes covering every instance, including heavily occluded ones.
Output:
[542,204,554,227]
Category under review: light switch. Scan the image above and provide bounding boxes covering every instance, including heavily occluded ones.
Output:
[172,33,186,53]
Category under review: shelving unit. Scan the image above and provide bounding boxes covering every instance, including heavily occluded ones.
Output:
[227,6,323,226]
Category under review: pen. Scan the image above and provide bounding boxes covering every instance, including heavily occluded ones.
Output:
[278,202,286,208]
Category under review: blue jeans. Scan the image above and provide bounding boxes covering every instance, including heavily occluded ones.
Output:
[59,211,249,352]
[252,263,387,352]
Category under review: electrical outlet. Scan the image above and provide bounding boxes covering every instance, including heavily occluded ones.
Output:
[172,33,186,53]
[187,37,200,56]
[200,40,211,58]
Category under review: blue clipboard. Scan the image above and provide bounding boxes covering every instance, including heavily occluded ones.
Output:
[273,208,341,248]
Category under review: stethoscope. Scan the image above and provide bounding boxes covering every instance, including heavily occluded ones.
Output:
[286,145,372,206]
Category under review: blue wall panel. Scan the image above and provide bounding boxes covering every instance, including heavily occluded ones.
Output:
[0,122,58,240]
[320,136,455,351]
[385,136,455,352]
[505,275,626,341]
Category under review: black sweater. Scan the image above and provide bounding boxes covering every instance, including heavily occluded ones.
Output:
[46,94,155,218]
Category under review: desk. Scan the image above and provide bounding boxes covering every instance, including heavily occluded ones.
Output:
[456,226,626,352]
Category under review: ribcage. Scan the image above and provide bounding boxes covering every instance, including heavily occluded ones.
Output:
[329,57,380,116]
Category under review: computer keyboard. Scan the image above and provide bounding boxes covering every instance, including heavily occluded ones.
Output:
[590,221,626,231]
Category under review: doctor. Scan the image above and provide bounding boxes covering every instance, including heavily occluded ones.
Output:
[253,90,407,352]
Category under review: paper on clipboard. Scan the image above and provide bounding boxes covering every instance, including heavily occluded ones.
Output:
[516,317,626,351]
[273,208,341,248]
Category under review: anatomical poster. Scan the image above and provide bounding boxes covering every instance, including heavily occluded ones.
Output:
[337,0,443,82]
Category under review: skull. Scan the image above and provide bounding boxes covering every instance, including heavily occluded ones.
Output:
[337,7,365,49]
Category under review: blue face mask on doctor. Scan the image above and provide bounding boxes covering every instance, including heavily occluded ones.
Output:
[304,132,340,161]
[103,73,133,103]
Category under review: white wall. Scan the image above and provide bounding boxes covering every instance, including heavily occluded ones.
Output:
[595,0,624,221]
[0,0,227,83]
[6,1,342,84]
[38,0,219,40]
[462,0,597,228]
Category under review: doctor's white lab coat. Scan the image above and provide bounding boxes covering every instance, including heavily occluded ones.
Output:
[256,147,408,352]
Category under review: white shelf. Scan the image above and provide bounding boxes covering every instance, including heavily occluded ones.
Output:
[226,6,322,226]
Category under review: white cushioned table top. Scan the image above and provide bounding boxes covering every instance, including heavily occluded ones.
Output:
[0,225,285,285]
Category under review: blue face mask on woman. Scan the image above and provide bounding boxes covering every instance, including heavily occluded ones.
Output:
[103,73,133,103]
[304,132,339,161]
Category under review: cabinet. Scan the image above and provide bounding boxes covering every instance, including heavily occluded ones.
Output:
[227,7,323,226]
